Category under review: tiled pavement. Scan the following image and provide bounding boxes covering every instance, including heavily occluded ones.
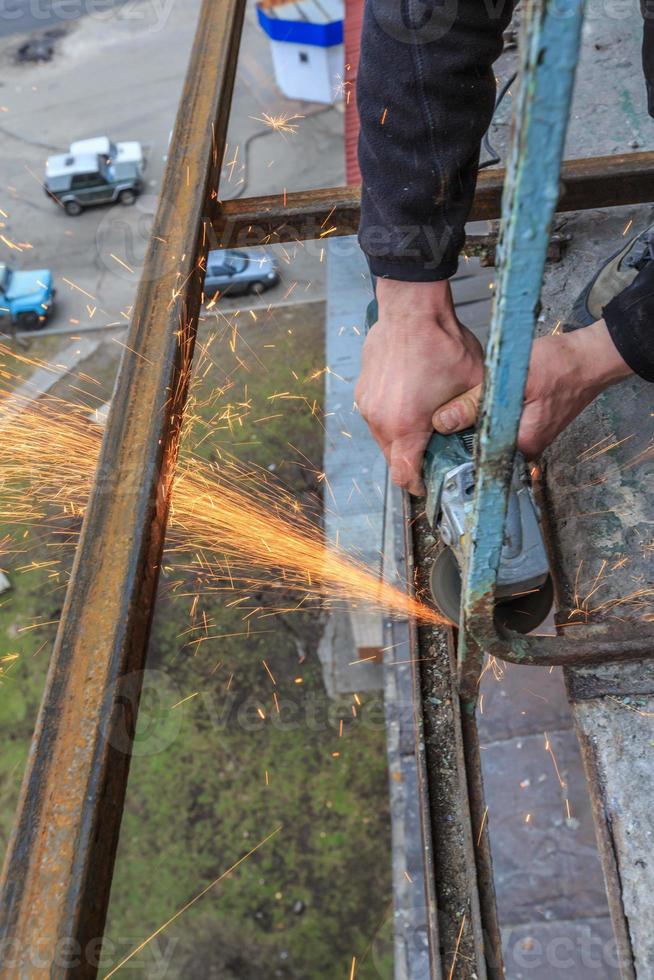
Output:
[478,664,619,978]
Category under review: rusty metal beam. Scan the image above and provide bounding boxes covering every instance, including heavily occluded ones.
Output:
[0,0,246,975]
[385,488,443,978]
[411,502,503,979]
[211,151,654,248]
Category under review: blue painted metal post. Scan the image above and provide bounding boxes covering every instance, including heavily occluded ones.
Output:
[458,0,586,697]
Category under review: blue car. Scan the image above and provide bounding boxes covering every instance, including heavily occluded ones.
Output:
[0,263,55,329]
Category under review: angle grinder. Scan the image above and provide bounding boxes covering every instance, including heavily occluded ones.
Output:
[364,299,552,633]
[423,429,553,633]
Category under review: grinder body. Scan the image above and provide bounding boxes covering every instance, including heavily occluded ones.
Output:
[423,430,552,633]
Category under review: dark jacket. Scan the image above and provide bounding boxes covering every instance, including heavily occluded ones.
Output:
[356,0,654,380]
[357,0,514,282]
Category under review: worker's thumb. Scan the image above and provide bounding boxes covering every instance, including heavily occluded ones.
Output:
[432,384,482,434]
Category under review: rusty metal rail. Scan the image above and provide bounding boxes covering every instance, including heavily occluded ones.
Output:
[2,0,654,975]
[211,150,654,247]
[0,0,246,974]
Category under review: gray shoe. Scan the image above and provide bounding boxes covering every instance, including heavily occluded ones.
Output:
[565,219,654,331]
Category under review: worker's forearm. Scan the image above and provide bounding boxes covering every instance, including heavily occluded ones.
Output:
[357,0,515,282]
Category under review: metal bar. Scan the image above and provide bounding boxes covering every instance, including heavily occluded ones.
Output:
[458,0,586,700]
[411,503,503,978]
[0,0,246,974]
[457,689,504,979]
[211,151,654,247]
[471,227,570,266]
[556,149,654,212]
[385,486,443,979]
[465,626,654,669]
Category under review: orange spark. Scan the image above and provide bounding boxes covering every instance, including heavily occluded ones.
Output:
[103,826,282,977]
[250,112,304,136]
[448,915,466,980]
[0,342,443,645]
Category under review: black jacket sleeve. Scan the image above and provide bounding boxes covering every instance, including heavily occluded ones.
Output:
[357,0,515,281]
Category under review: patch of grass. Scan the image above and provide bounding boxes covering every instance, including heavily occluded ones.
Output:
[0,561,61,851]
[0,303,393,979]
[103,305,393,977]
[103,622,392,977]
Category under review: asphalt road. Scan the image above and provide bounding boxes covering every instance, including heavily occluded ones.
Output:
[0,0,127,39]
[0,0,338,334]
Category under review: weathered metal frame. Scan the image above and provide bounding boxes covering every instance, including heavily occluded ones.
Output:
[210,149,654,247]
[385,488,444,979]
[454,0,654,700]
[1,0,654,972]
[389,485,504,979]
[0,0,246,974]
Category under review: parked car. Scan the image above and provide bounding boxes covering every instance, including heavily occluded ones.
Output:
[0,263,55,329]
[204,249,280,299]
[44,151,143,216]
[69,136,145,178]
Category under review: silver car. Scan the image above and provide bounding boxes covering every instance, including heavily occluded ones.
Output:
[204,249,279,299]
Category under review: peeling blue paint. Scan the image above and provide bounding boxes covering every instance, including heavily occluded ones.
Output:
[458,0,586,690]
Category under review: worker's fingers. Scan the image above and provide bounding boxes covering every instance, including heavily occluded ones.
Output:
[432,384,483,434]
[389,433,430,496]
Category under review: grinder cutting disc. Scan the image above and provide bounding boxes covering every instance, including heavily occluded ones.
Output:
[430,547,554,635]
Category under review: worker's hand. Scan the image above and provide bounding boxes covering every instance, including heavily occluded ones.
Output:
[432,320,632,458]
[355,279,484,495]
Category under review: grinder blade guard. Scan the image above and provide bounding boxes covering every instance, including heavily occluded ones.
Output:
[423,431,553,634]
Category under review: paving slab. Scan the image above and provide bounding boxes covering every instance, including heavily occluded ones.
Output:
[478,664,575,743]
[501,917,621,979]
[480,729,609,926]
